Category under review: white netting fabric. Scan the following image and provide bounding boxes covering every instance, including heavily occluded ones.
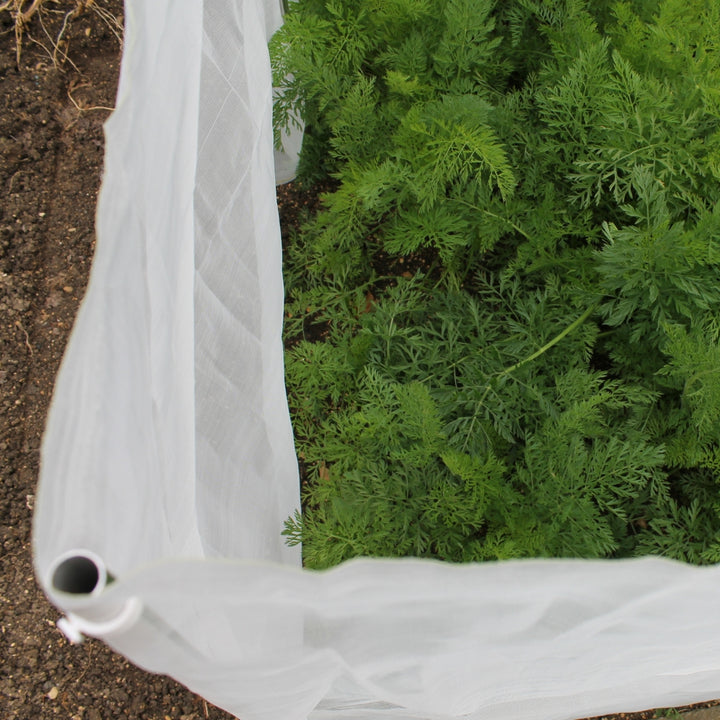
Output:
[33,1,720,719]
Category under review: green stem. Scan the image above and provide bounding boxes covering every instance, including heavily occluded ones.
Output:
[684,366,720,397]
[469,303,598,442]
[455,198,532,240]
[500,302,599,377]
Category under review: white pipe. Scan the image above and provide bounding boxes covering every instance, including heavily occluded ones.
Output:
[47,549,142,644]
[49,548,110,597]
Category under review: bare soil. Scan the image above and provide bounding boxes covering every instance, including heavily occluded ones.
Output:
[0,5,717,720]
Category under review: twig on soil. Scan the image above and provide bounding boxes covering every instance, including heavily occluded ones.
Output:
[15,319,33,355]
[8,168,28,193]
[1,0,45,65]
[34,7,80,72]
[88,1,122,48]
[52,5,80,67]
[67,80,114,113]
[18,0,42,22]
[73,642,95,684]
[0,0,43,23]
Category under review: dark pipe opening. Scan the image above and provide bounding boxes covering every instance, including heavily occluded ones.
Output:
[51,555,101,595]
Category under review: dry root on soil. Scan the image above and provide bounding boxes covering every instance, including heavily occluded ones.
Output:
[1,0,122,67]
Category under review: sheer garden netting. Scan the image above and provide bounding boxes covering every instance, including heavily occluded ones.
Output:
[32,1,720,719]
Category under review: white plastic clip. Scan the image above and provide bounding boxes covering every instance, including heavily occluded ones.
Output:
[56,598,143,644]
[57,616,85,645]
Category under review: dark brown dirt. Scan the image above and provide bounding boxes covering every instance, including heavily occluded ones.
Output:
[0,4,717,720]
